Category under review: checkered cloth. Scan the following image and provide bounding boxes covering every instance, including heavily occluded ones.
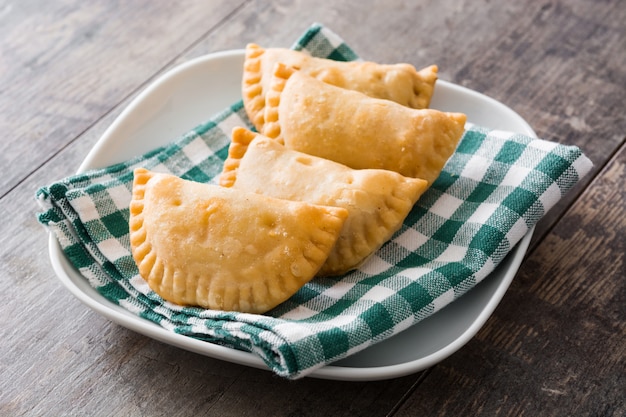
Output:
[36,23,592,379]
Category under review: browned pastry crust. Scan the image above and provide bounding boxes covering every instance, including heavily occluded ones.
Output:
[242,43,438,131]
[263,64,467,185]
[221,128,429,276]
[129,168,348,313]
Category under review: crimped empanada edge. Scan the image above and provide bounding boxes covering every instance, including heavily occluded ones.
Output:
[262,62,296,143]
[242,43,267,132]
[220,127,258,187]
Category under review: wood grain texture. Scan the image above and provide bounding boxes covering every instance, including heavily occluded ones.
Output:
[393,147,626,416]
[0,0,244,197]
[0,0,624,415]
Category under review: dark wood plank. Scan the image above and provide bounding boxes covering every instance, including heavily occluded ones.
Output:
[0,0,244,197]
[392,144,626,416]
[447,0,626,246]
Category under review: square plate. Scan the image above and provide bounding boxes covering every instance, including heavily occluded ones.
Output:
[49,50,534,381]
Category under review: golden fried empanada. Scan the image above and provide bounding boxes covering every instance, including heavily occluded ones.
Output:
[129,168,348,313]
[263,64,467,185]
[243,43,438,131]
[221,128,429,276]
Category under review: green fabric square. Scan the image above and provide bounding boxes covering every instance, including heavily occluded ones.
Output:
[495,140,526,164]
[64,242,96,269]
[397,283,434,313]
[404,204,429,226]
[84,183,106,196]
[98,282,131,302]
[195,119,218,137]
[318,328,350,359]
[182,166,212,183]
[535,153,570,181]
[456,130,484,155]
[502,188,537,216]
[139,308,165,325]
[100,210,129,238]
[363,304,394,337]
[436,262,473,287]
[74,218,95,243]
[214,144,230,163]
[469,224,506,256]
[299,34,334,57]
[397,251,430,268]
[327,44,358,62]
[292,24,322,50]
[286,285,323,306]
[466,182,498,202]
[321,299,353,318]
[432,219,464,243]
[432,170,456,191]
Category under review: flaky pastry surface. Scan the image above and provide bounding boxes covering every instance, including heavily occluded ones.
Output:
[129,168,347,313]
[263,64,467,185]
[242,43,438,131]
[221,128,429,276]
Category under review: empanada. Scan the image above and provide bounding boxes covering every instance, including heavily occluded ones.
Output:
[129,168,348,313]
[243,43,438,131]
[263,64,467,185]
[221,128,429,276]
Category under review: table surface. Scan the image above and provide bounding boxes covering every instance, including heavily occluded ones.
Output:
[1,1,624,416]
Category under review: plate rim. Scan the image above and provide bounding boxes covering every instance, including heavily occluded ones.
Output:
[48,49,536,381]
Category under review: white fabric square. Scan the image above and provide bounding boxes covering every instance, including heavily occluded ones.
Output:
[150,163,170,174]
[361,285,396,302]
[539,182,562,212]
[500,164,532,187]
[279,305,318,321]
[395,227,430,252]
[327,314,359,328]
[323,281,355,300]
[130,274,152,295]
[359,254,393,275]
[274,322,317,342]
[432,288,455,312]
[489,129,516,141]
[119,298,144,315]
[400,266,432,281]
[218,112,248,137]
[573,154,593,177]
[95,173,114,184]
[475,257,496,282]
[182,136,211,165]
[108,183,133,211]
[436,244,468,263]
[390,315,415,336]
[99,237,131,261]
[506,217,529,243]
[429,193,464,219]
[528,138,558,153]
[71,195,100,222]
[467,202,500,224]
[461,155,491,181]
[322,27,346,49]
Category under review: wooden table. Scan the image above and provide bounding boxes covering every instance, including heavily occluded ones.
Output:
[1,1,624,415]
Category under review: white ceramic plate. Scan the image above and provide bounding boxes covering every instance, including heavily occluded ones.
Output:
[49,50,535,381]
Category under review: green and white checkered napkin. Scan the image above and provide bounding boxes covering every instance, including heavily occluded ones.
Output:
[36,23,592,379]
